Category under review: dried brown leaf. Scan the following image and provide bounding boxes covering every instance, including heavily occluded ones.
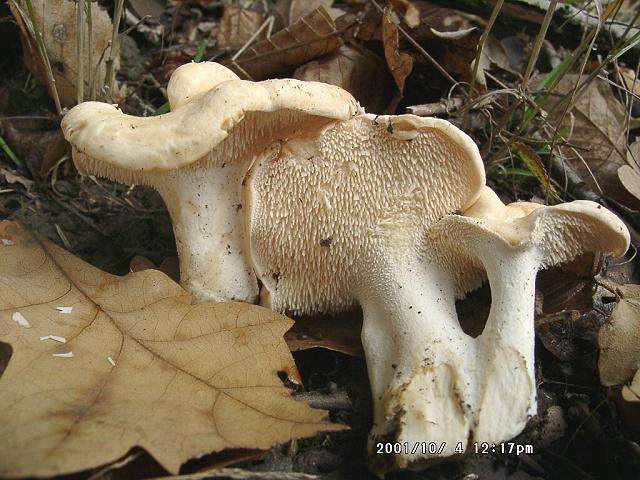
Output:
[9,0,117,106]
[598,284,640,386]
[293,45,395,113]
[285,314,362,356]
[216,6,265,50]
[275,0,335,26]
[382,7,414,95]
[231,7,343,80]
[546,75,630,204]
[0,221,341,478]
[390,0,421,28]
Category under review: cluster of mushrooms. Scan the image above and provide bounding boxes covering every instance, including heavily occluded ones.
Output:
[62,62,630,474]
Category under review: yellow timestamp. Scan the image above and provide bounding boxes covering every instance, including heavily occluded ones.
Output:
[474,442,534,455]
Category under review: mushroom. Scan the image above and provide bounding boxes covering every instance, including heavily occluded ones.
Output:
[61,62,359,303]
[249,164,627,474]
[61,62,630,473]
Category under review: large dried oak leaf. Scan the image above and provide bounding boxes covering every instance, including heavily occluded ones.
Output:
[0,221,340,478]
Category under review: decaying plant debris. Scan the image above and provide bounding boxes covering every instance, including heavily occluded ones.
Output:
[1,0,640,479]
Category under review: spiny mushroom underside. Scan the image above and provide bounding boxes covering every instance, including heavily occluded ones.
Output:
[246,114,485,314]
[359,189,629,474]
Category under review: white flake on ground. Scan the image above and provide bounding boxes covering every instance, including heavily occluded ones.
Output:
[107,356,116,366]
[1,238,14,246]
[11,312,30,328]
[56,306,73,314]
[39,335,66,343]
[52,352,74,358]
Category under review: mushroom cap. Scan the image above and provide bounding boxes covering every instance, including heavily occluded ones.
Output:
[427,186,630,297]
[61,62,360,173]
[167,62,240,109]
[247,113,486,314]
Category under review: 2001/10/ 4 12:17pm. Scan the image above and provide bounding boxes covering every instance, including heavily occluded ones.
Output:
[376,442,534,456]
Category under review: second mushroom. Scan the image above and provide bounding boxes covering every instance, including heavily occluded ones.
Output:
[61,62,630,474]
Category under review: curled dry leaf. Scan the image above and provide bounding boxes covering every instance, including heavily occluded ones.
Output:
[382,7,414,95]
[8,0,117,106]
[598,284,640,386]
[293,45,395,113]
[217,6,266,50]
[231,7,344,80]
[0,221,341,478]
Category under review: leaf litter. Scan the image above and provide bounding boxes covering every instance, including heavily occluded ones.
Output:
[0,221,342,478]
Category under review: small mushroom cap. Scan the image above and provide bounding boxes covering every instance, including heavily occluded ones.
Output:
[167,62,240,109]
[427,186,630,296]
[61,63,360,173]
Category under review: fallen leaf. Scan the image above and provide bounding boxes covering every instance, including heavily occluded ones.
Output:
[621,67,640,99]
[545,75,630,205]
[231,7,344,80]
[216,6,266,50]
[0,221,341,477]
[285,314,363,356]
[8,0,117,106]
[598,284,640,386]
[129,255,180,283]
[293,45,395,113]
[622,369,640,402]
[618,138,640,201]
[382,7,414,94]
[127,0,166,21]
[0,116,60,178]
[275,0,336,26]
[390,0,421,28]
[512,141,557,198]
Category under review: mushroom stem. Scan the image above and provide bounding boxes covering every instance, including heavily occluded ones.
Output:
[156,163,258,303]
[475,242,539,444]
[359,253,475,471]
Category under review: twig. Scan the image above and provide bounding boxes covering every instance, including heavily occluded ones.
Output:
[469,0,504,98]
[76,0,85,104]
[104,0,125,98]
[85,0,94,100]
[407,98,465,116]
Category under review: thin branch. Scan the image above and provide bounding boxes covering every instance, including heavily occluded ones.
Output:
[104,0,124,98]
[76,0,85,104]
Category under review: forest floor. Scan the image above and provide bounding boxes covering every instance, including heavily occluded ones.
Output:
[1,1,640,479]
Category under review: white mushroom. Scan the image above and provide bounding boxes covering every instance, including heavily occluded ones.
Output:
[61,62,360,303]
[61,62,630,474]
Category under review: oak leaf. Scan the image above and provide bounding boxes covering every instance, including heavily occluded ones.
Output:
[231,7,343,80]
[0,221,340,478]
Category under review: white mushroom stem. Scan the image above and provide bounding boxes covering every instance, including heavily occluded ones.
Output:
[473,238,539,444]
[156,163,256,303]
[362,187,629,473]
[359,254,475,469]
